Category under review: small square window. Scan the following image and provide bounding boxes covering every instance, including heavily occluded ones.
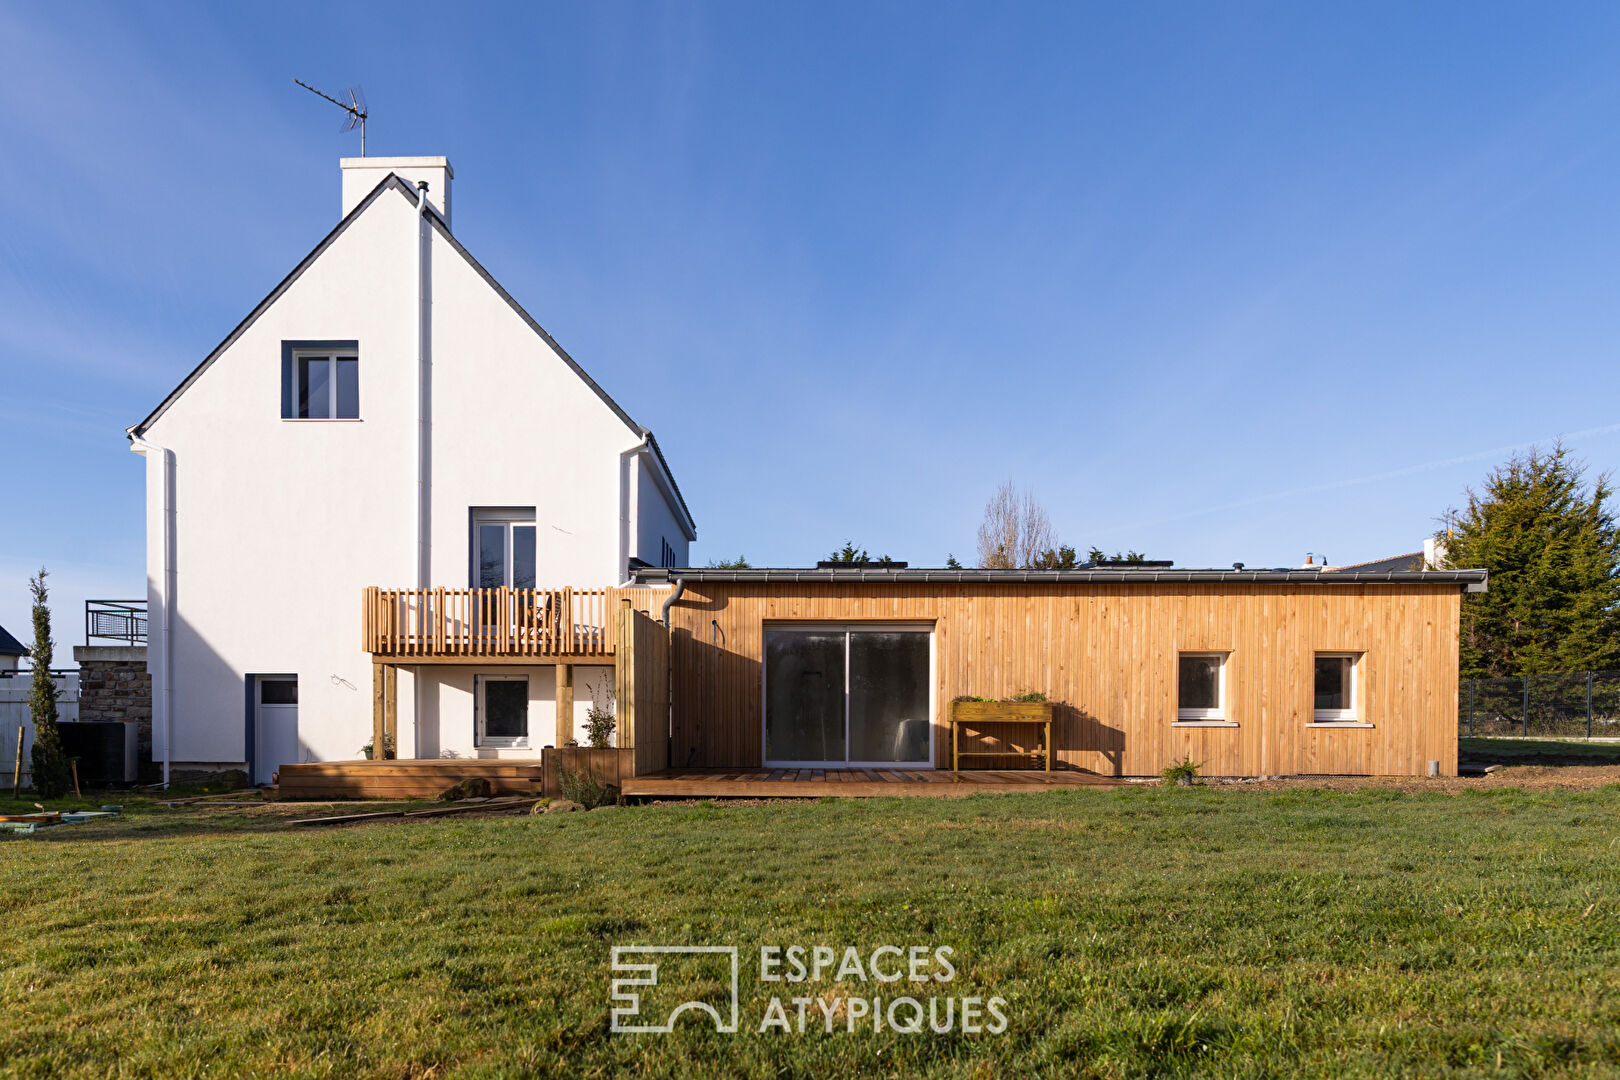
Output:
[1177,653,1227,720]
[1313,654,1359,722]
[282,343,359,419]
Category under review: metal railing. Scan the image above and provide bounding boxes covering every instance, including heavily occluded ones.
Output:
[85,600,147,645]
[1459,670,1620,738]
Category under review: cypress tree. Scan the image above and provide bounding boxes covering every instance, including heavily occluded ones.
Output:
[27,568,73,798]
[1444,444,1620,677]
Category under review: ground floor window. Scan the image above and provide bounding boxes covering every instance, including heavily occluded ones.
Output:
[763,625,932,768]
[1176,652,1228,722]
[1313,653,1360,722]
[476,674,529,747]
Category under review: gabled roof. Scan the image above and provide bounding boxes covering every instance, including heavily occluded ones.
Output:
[0,622,27,656]
[128,173,696,535]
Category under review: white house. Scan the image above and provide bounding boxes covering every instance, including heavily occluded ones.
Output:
[129,157,696,784]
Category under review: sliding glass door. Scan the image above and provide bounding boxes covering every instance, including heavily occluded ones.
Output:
[764,625,932,768]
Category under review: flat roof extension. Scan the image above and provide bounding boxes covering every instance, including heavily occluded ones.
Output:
[633,567,1488,591]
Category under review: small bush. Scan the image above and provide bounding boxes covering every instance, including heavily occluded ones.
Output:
[1162,756,1201,786]
[556,762,618,809]
[584,708,615,749]
[1009,690,1048,703]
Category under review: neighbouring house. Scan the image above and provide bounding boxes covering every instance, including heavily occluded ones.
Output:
[128,156,695,785]
[0,622,24,672]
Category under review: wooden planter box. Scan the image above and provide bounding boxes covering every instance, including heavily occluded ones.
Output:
[541,747,635,797]
[948,701,1054,771]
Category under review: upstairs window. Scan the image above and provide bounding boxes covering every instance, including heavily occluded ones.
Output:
[1176,652,1228,722]
[471,508,537,589]
[281,342,359,419]
[1313,654,1360,722]
[660,537,676,569]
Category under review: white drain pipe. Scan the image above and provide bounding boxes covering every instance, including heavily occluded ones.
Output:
[128,434,174,788]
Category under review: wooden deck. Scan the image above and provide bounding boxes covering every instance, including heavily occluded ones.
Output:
[275,759,1116,801]
[277,760,546,800]
[621,767,1117,798]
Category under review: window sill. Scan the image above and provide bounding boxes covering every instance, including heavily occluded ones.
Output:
[1306,721,1374,729]
[281,418,363,422]
[1172,720,1238,728]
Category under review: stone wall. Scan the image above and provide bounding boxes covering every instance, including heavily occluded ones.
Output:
[73,646,153,780]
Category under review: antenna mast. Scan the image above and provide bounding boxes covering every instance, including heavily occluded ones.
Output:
[294,78,369,156]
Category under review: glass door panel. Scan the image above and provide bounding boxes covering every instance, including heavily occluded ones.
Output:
[764,631,846,763]
[848,631,931,763]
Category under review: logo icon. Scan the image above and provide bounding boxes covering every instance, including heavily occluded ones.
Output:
[610,946,740,1033]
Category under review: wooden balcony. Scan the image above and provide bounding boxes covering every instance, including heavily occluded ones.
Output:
[361,586,655,662]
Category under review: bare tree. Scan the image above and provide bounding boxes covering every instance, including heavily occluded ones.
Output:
[975,480,1056,569]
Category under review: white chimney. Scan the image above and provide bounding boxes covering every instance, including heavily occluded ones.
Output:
[1423,535,1447,569]
[341,156,453,228]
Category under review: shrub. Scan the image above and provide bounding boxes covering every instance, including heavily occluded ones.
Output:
[1009,690,1048,703]
[26,569,72,799]
[556,761,618,809]
[1162,756,1201,786]
[584,708,615,749]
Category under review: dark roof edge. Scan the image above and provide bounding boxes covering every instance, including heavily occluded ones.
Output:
[129,172,416,438]
[0,622,26,655]
[632,567,1489,591]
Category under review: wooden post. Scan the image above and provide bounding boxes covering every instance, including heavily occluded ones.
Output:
[12,725,23,794]
[616,600,634,751]
[383,664,398,758]
[71,760,81,798]
[556,663,574,746]
[371,661,385,759]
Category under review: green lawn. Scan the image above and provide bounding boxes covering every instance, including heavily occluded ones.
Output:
[2,779,1619,1078]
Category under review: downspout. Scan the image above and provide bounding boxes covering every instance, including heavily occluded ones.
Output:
[660,575,685,769]
[618,433,650,584]
[415,180,431,590]
[412,180,432,761]
[129,434,174,788]
[660,575,686,629]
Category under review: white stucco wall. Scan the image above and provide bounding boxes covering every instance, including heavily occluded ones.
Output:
[635,454,691,568]
[137,174,691,773]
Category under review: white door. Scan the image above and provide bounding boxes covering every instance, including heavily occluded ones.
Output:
[256,677,299,785]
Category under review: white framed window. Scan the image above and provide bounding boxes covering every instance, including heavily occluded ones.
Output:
[470,508,537,589]
[1312,653,1361,724]
[283,349,359,419]
[475,674,529,748]
[1175,652,1232,725]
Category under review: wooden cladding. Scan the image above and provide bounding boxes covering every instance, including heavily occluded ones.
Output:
[361,586,661,660]
[614,603,670,777]
[665,582,1463,777]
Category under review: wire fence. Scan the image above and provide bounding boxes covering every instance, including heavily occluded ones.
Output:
[1460,670,1620,738]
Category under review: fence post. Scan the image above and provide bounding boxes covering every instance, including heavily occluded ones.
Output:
[1588,671,1594,740]
[1468,679,1475,736]
[1522,675,1530,737]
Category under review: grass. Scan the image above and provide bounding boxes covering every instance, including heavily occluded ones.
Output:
[1,777,1619,1077]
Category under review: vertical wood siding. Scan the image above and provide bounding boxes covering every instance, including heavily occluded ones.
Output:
[665,583,1460,777]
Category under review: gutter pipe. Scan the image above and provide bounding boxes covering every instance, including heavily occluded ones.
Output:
[129,433,174,788]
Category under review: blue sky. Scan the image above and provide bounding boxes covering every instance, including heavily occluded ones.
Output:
[3,2,1620,647]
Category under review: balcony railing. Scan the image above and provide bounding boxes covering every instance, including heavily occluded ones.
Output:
[85,600,147,645]
[362,587,651,659]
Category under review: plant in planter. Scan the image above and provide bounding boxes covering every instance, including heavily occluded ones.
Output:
[948,693,1055,770]
[583,674,616,749]
[1162,755,1201,787]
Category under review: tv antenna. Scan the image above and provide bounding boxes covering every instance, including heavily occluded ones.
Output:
[294,79,368,156]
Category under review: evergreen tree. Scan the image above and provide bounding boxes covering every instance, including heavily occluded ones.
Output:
[1443,444,1620,677]
[27,568,73,798]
